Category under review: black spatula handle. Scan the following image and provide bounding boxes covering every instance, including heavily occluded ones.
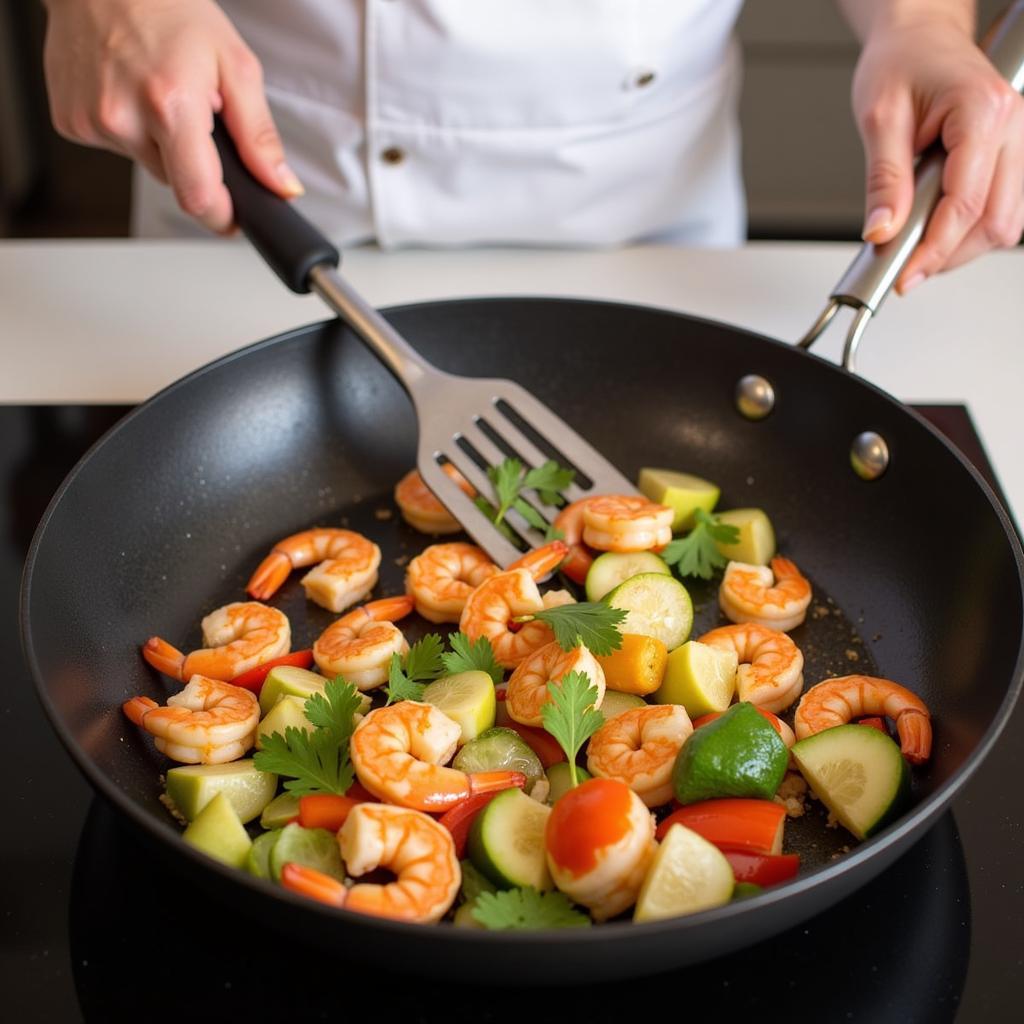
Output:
[212,117,339,293]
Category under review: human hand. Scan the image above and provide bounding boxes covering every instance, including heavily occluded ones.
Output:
[42,0,302,233]
[851,12,1024,292]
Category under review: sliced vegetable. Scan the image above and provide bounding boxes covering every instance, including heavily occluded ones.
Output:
[164,758,277,823]
[604,573,693,651]
[467,786,553,890]
[231,650,314,694]
[721,849,800,887]
[655,798,786,853]
[247,829,282,879]
[256,694,314,750]
[654,640,737,715]
[791,724,910,840]
[182,791,252,869]
[258,665,328,716]
[298,793,367,832]
[713,508,776,566]
[501,721,565,768]
[260,791,301,830]
[693,706,789,741]
[453,727,545,791]
[545,761,592,805]
[633,824,734,922]
[269,822,346,883]
[439,791,507,858]
[672,702,789,804]
[597,689,648,720]
[595,633,668,696]
[637,468,720,531]
[422,670,496,744]
[585,551,671,603]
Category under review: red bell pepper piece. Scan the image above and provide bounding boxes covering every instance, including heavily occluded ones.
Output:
[230,650,315,694]
[298,793,368,832]
[858,716,887,733]
[721,848,800,887]
[501,721,565,768]
[657,798,786,854]
[438,790,509,858]
[346,781,376,803]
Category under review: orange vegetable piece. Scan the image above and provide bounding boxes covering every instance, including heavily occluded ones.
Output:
[596,634,667,695]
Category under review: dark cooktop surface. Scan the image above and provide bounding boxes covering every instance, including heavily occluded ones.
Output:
[3,404,1021,1023]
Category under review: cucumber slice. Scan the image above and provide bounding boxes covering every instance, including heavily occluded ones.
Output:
[791,724,910,840]
[467,787,553,890]
[260,791,301,830]
[545,762,592,805]
[422,670,496,744]
[604,573,693,651]
[269,823,346,883]
[585,551,671,602]
[453,727,545,790]
[599,690,647,720]
[247,829,283,879]
[633,823,734,922]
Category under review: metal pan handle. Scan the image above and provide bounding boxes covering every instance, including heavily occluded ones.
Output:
[800,0,1024,371]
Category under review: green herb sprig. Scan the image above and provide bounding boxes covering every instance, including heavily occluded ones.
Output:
[487,457,575,528]
[540,670,605,787]
[661,508,740,580]
[471,887,591,930]
[384,633,446,705]
[441,632,504,686]
[532,601,625,656]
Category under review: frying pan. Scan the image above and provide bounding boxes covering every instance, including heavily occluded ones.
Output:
[21,28,1024,992]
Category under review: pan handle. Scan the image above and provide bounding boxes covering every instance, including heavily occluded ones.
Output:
[799,1,1024,372]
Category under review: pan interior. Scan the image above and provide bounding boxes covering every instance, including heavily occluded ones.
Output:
[24,299,1023,932]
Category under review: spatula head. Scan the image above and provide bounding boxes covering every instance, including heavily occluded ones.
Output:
[414,377,638,566]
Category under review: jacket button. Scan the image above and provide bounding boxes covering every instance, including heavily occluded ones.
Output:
[634,70,656,88]
[381,146,406,165]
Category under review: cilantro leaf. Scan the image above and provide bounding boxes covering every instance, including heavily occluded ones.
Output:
[661,508,740,580]
[471,887,591,930]
[512,496,548,531]
[384,634,446,705]
[540,670,605,787]
[442,632,504,687]
[522,460,574,506]
[487,458,525,526]
[385,653,426,705]
[253,676,361,796]
[473,496,519,543]
[532,601,625,656]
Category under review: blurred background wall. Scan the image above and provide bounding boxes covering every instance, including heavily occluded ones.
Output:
[0,0,1007,240]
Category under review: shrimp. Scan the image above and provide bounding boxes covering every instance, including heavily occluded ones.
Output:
[698,622,804,713]
[394,465,476,535]
[552,498,597,584]
[458,541,572,669]
[122,675,259,764]
[142,601,290,682]
[313,595,415,690]
[545,777,656,921]
[581,495,673,553]
[405,542,499,623]
[247,528,381,612]
[587,704,693,807]
[350,701,526,810]
[719,557,812,632]
[794,675,932,764]
[280,803,460,924]
[505,640,606,727]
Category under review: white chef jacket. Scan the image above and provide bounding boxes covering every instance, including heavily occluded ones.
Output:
[133,0,746,248]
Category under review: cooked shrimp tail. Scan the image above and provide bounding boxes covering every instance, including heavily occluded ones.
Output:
[509,540,569,579]
[141,637,186,678]
[122,695,158,726]
[467,770,529,796]
[247,552,293,601]
[281,862,347,908]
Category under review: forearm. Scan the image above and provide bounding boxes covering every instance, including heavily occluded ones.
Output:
[836,0,975,42]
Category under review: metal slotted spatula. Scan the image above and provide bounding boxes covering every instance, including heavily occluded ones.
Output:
[213,124,637,567]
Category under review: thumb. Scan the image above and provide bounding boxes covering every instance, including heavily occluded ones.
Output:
[218,50,303,199]
[858,95,916,244]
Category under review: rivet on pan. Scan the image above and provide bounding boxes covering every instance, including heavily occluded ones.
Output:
[735,375,775,420]
[850,431,890,480]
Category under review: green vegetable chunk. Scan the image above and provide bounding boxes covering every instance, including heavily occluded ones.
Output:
[454,727,544,790]
[182,791,252,869]
[422,670,496,743]
[260,792,301,830]
[164,758,277,823]
[672,702,789,804]
[604,573,693,651]
[585,551,671,603]
[269,822,346,883]
[258,666,328,716]
[637,468,720,531]
[247,829,283,879]
[791,724,910,840]
[544,762,592,805]
[468,787,553,891]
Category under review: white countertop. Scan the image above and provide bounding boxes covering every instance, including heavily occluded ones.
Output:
[1,239,1022,518]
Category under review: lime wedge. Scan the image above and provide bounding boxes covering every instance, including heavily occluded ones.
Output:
[605,573,693,651]
[653,640,738,716]
[634,823,734,922]
[422,670,496,744]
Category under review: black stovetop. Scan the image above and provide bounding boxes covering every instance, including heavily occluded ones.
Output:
[3,404,1022,1023]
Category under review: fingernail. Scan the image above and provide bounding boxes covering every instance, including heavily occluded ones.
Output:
[862,206,893,242]
[900,272,926,295]
[276,162,304,197]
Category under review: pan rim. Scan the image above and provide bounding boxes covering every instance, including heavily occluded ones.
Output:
[19,295,1024,949]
